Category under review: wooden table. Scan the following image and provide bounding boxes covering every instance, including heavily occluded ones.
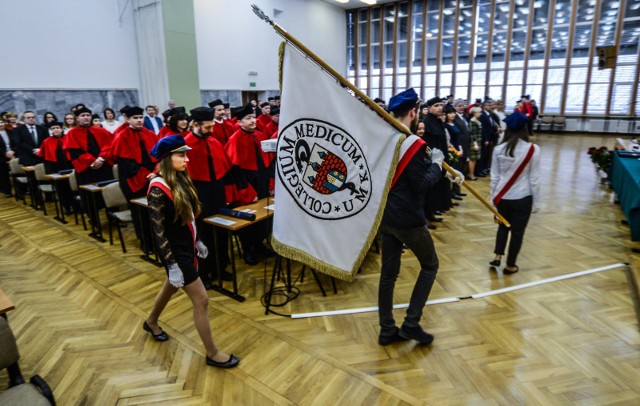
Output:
[204,197,275,302]
[45,172,71,224]
[0,287,15,315]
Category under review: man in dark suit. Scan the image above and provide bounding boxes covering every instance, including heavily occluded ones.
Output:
[453,99,471,183]
[143,105,163,135]
[477,100,499,176]
[0,117,15,196]
[13,110,48,166]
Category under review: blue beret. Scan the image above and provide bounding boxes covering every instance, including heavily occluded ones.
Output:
[504,111,529,130]
[150,135,191,159]
[387,88,419,112]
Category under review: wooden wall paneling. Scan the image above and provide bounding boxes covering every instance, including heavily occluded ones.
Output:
[521,0,536,96]
[451,0,461,91]
[484,1,497,99]
[467,0,478,102]
[406,1,414,93]
[420,1,427,98]
[392,3,399,96]
[435,0,445,96]
[560,0,580,115]
[501,0,516,103]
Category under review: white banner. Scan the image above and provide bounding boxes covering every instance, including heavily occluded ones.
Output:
[272,43,404,281]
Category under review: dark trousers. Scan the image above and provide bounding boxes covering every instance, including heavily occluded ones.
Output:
[378,224,439,337]
[494,196,533,267]
[0,160,11,195]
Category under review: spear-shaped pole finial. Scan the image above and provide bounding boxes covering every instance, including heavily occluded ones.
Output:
[252,4,274,26]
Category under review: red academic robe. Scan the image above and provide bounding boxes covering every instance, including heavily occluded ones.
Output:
[211,120,234,146]
[265,121,279,139]
[38,135,72,173]
[158,126,188,139]
[225,129,271,171]
[63,126,113,173]
[111,126,157,195]
[256,114,271,134]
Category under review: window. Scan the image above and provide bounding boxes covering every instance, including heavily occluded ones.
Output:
[345,0,639,117]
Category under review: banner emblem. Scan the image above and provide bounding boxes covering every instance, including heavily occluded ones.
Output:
[277,118,371,220]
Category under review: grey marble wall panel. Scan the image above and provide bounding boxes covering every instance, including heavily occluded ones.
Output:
[0,89,138,122]
[200,90,242,107]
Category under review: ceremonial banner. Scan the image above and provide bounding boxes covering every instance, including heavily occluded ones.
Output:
[271,43,405,281]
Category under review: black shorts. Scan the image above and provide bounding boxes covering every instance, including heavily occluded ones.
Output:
[166,255,200,286]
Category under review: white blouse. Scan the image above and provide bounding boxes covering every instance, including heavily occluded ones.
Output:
[490,140,541,209]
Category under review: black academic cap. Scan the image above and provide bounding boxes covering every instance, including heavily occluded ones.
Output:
[122,106,144,117]
[223,103,230,109]
[260,102,270,108]
[47,121,64,128]
[189,107,214,122]
[268,97,275,101]
[270,107,280,115]
[208,99,224,108]
[274,96,280,100]
[426,96,443,107]
[74,106,92,116]
[233,103,255,120]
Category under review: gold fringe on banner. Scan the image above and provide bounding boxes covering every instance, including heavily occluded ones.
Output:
[278,41,285,94]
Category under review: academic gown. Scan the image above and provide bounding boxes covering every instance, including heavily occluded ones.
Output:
[111,126,157,198]
[184,131,235,280]
[211,120,234,146]
[256,114,271,135]
[63,125,113,185]
[225,128,272,200]
[38,135,73,210]
[38,135,72,174]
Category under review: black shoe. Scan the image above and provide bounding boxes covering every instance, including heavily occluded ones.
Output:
[434,210,444,215]
[489,259,501,267]
[143,321,169,341]
[476,173,486,178]
[244,253,258,266]
[457,193,467,197]
[452,196,463,201]
[4,193,12,198]
[427,223,437,230]
[399,325,434,345]
[206,354,240,369]
[451,202,459,206]
[503,266,519,275]
[429,216,443,222]
[379,328,408,346]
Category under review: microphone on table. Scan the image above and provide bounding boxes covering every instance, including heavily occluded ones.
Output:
[218,207,256,221]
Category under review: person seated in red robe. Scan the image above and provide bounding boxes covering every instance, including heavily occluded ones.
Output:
[111,106,157,200]
[207,99,235,146]
[184,107,242,285]
[255,102,271,135]
[63,106,114,226]
[38,121,73,212]
[111,105,159,252]
[158,107,189,139]
[224,103,273,265]
[63,106,113,186]
[265,107,279,139]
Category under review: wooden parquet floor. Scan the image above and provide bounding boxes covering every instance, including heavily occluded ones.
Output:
[1,133,639,405]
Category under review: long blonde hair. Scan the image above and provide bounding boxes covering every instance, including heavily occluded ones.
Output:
[158,155,201,224]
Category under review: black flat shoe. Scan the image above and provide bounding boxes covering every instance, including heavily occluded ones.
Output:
[452,196,463,201]
[143,321,169,341]
[457,193,467,197]
[503,266,519,275]
[206,354,240,369]
[429,216,443,222]
[489,259,501,267]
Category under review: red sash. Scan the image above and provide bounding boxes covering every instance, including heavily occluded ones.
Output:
[492,144,535,206]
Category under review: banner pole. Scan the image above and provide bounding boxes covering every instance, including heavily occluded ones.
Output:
[251,5,510,228]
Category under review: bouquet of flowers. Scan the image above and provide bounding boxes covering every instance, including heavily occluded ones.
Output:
[448,145,462,164]
[587,146,612,174]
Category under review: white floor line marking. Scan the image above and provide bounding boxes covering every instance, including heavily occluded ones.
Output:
[290,263,627,319]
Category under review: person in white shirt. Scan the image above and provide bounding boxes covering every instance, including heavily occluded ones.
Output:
[489,111,540,275]
[101,108,120,134]
[494,100,508,143]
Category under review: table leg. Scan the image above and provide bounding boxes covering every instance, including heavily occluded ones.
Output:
[210,230,245,302]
